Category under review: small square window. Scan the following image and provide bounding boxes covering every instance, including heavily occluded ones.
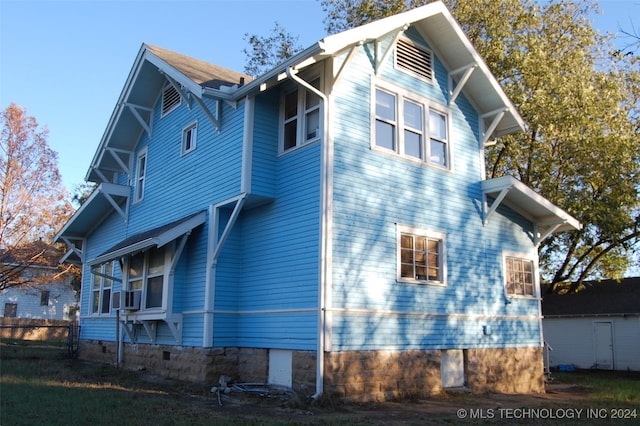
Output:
[182,122,197,155]
[397,225,446,285]
[504,255,536,297]
[4,303,17,318]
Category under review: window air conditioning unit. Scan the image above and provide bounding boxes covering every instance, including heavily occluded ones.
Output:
[123,290,141,311]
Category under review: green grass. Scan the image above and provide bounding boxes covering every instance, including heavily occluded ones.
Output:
[553,370,640,404]
[2,345,639,425]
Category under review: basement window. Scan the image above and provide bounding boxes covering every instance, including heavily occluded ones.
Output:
[162,84,181,116]
[395,38,434,82]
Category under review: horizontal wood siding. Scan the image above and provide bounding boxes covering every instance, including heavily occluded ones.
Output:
[329,30,539,351]
[212,139,322,349]
[250,92,279,198]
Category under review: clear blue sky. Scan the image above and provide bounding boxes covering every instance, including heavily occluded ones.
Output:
[1,0,637,194]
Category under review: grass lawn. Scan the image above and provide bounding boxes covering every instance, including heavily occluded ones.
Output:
[1,343,639,425]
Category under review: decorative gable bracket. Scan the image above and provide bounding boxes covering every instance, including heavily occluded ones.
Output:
[480,107,508,147]
[375,24,409,75]
[124,102,153,138]
[448,63,477,106]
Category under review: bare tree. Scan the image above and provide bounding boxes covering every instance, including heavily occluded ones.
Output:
[0,103,74,290]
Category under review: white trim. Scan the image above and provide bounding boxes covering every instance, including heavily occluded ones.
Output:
[502,250,539,299]
[327,307,540,322]
[181,120,198,156]
[133,147,147,204]
[371,77,452,170]
[396,224,447,286]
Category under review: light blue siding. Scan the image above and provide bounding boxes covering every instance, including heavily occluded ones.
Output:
[328,31,540,351]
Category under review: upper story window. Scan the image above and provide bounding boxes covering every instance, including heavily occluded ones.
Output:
[374,85,450,168]
[504,255,536,297]
[397,224,446,285]
[182,121,197,155]
[281,77,321,152]
[134,147,147,203]
[92,262,114,315]
[396,37,434,82]
[162,84,181,117]
[126,246,165,310]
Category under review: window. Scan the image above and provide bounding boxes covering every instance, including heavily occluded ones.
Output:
[374,85,449,168]
[40,290,49,306]
[162,84,181,116]
[395,38,434,82]
[4,303,17,318]
[127,246,165,310]
[182,121,197,155]
[134,148,147,202]
[281,78,321,152]
[505,256,536,297]
[92,262,114,315]
[397,225,446,285]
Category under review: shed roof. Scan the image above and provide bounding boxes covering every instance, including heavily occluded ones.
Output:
[542,278,640,317]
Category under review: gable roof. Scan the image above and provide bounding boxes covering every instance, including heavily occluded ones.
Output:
[86,44,253,183]
[233,1,524,137]
[542,278,640,317]
[87,1,523,184]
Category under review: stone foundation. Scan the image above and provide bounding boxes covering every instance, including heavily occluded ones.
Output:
[324,350,442,402]
[466,347,545,394]
[78,340,543,400]
[78,340,316,393]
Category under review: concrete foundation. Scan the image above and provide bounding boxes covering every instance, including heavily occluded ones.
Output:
[78,340,544,401]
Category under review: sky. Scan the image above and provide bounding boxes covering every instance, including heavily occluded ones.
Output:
[1,0,638,195]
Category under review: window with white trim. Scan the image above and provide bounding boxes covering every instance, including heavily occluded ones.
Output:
[395,37,434,82]
[162,84,181,116]
[504,255,536,297]
[281,77,321,152]
[182,121,197,155]
[92,262,114,315]
[374,85,450,168]
[397,225,446,285]
[134,148,147,202]
[126,246,165,310]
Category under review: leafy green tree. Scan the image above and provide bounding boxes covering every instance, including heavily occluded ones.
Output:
[0,103,74,290]
[320,0,639,292]
[242,22,302,76]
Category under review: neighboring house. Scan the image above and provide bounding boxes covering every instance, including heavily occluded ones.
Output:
[55,2,580,401]
[0,250,78,321]
[542,278,640,372]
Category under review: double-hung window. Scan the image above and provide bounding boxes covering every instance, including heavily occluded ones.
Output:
[134,147,147,202]
[127,246,165,310]
[374,85,449,168]
[397,225,446,285]
[504,255,536,297]
[282,77,321,152]
[92,262,114,315]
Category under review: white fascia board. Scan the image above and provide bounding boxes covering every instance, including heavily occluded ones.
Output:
[143,50,204,98]
[85,44,149,183]
[482,176,581,232]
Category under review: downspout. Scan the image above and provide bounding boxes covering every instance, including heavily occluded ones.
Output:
[286,66,329,400]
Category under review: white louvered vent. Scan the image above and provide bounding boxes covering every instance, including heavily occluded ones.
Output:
[396,38,433,82]
[162,84,181,116]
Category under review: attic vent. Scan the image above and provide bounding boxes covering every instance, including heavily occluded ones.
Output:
[162,84,181,116]
[396,38,433,82]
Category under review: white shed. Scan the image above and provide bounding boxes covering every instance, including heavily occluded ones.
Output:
[542,278,640,371]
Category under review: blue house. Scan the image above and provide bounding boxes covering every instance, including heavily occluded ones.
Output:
[55,2,580,401]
